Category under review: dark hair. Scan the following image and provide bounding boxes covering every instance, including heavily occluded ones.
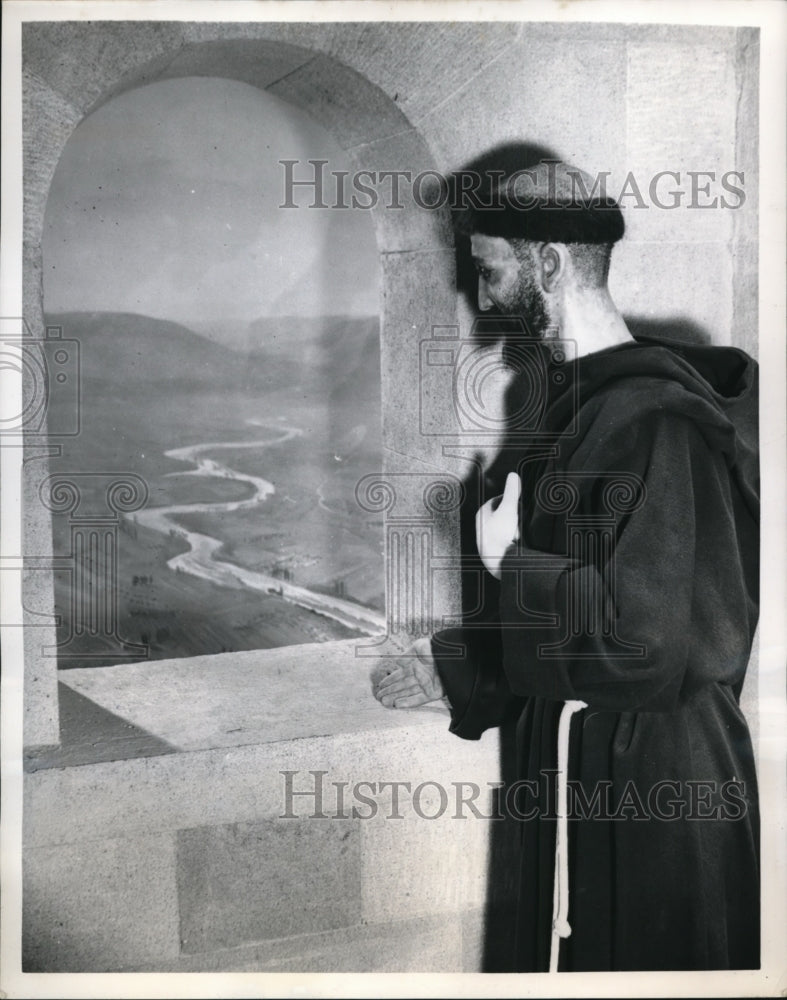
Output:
[512,239,615,289]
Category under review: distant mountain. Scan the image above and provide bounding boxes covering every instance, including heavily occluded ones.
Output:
[45,311,301,391]
[246,315,378,363]
[44,311,382,421]
[186,316,259,352]
[189,314,378,360]
[248,314,379,391]
[47,311,243,385]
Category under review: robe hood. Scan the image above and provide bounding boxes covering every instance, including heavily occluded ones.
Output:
[571,334,756,425]
[540,333,760,518]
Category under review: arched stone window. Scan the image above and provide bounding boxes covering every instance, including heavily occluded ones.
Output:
[22,27,464,753]
[43,75,388,666]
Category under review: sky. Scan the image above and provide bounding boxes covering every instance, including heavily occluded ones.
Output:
[43,76,380,326]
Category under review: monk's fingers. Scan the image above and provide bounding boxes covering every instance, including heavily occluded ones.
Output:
[379,683,422,707]
[374,664,415,693]
[369,660,394,686]
[388,690,434,709]
[378,677,421,700]
[374,673,419,701]
[372,662,405,684]
[500,471,521,513]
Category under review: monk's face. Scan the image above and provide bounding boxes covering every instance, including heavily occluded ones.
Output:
[470,233,550,339]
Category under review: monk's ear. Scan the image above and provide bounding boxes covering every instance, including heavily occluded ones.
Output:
[537,242,569,293]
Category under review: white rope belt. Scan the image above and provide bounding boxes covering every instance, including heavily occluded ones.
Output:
[549,698,588,973]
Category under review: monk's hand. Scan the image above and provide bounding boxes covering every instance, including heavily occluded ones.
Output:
[370,637,445,709]
[475,471,521,580]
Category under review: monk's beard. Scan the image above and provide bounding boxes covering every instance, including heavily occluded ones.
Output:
[521,283,551,341]
[497,256,553,341]
[515,262,552,340]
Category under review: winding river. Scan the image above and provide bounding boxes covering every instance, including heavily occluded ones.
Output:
[134,419,386,635]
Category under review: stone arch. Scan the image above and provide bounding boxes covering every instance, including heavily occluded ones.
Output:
[23,24,462,749]
[24,26,458,395]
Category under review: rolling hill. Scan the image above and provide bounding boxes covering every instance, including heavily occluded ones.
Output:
[42,309,385,666]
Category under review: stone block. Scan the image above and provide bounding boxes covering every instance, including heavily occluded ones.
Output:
[176,818,361,953]
[25,714,499,848]
[346,129,455,254]
[157,37,314,92]
[178,21,340,52]
[22,22,186,116]
[419,31,627,183]
[152,911,465,972]
[18,111,62,753]
[625,23,738,48]
[23,70,82,247]
[732,28,759,247]
[23,833,179,971]
[625,40,737,245]
[268,54,410,150]
[55,640,442,755]
[518,22,630,43]
[610,241,733,347]
[380,446,466,629]
[243,913,464,972]
[379,249,457,464]
[21,449,60,751]
[323,21,522,129]
[359,763,496,923]
[731,239,758,358]
[461,907,485,972]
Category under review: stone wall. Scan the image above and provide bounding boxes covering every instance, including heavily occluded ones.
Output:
[24,643,502,972]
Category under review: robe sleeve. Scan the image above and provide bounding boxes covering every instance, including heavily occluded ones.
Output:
[431,620,523,740]
[498,408,722,712]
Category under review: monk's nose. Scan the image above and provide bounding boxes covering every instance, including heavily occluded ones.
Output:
[478,279,494,312]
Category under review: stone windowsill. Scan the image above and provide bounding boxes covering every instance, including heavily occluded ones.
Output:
[25,638,452,771]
